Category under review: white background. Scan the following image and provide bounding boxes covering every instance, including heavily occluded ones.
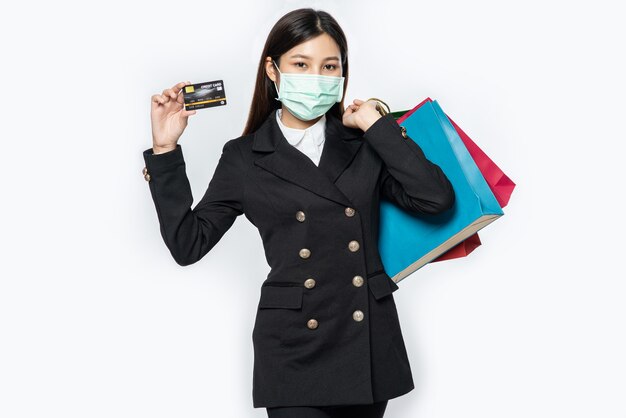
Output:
[1,0,625,417]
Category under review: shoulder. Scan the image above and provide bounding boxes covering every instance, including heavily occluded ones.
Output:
[222,132,257,164]
[225,133,253,150]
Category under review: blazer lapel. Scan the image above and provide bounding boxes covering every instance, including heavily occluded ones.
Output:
[253,109,363,207]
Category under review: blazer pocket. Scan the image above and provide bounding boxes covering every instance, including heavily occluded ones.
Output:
[367,270,400,301]
[258,284,304,309]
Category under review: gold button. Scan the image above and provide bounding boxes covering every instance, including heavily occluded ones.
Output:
[304,278,316,289]
[348,240,360,252]
[352,275,364,287]
[344,207,355,217]
[352,310,364,322]
[144,173,151,182]
[296,210,306,222]
[142,167,148,175]
[400,126,408,139]
[307,319,319,330]
[299,248,311,259]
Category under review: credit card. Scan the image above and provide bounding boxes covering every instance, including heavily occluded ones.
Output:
[182,80,227,110]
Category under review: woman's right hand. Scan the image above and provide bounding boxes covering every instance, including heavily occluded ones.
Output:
[150,81,197,154]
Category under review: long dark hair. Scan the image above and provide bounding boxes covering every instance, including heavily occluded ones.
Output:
[242,8,349,136]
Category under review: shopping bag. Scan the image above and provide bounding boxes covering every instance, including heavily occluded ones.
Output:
[394,97,516,207]
[379,99,505,283]
[431,232,482,262]
[390,98,515,264]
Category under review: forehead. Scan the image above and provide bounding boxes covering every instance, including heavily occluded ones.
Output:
[283,33,341,60]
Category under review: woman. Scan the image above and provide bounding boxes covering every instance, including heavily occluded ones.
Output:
[142,8,455,418]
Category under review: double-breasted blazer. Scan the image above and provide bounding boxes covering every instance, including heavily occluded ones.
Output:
[142,108,455,408]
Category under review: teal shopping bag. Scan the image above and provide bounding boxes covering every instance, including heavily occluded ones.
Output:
[379,99,504,283]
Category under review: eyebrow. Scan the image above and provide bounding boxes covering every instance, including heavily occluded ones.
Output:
[288,54,340,61]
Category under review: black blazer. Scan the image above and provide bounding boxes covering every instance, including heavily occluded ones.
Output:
[142,109,455,409]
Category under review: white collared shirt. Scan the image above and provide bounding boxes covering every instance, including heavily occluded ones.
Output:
[276,108,326,166]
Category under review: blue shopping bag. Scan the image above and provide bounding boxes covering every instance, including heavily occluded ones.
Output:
[379,99,504,282]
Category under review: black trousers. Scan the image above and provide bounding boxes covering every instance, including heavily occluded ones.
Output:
[266,400,388,418]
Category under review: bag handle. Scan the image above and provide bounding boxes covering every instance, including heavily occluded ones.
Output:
[365,97,391,116]
[365,98,411,120]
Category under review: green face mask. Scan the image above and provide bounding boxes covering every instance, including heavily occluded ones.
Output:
[272,60,345,121]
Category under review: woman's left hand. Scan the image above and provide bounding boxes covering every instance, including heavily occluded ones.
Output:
[343,99,382,132]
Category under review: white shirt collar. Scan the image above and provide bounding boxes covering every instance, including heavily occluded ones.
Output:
[276,108,326,147]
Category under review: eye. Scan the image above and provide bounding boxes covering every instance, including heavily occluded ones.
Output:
[294,62,306,68]
[325,64,337,71]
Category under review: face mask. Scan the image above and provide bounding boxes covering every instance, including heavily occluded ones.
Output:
[272,59,345,121]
